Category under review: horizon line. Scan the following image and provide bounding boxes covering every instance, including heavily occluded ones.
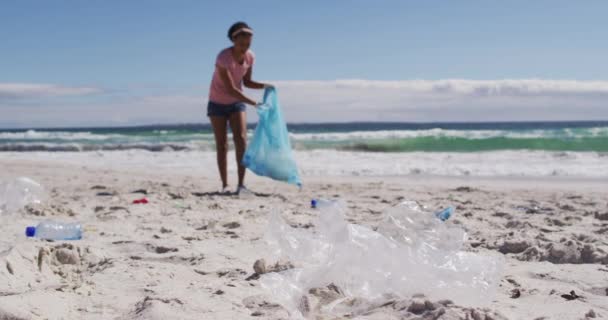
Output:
[1,119,608,131]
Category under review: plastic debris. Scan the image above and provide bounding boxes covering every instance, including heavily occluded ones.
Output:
[132,198,149,204]
[0,177,47,215]
[310,198,339,209]
[434,206,454,221]
[242,87,302,187]
[25,220,82,240]
[261,200,503,319]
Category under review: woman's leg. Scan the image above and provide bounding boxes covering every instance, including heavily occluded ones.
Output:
[209,116,229,188]
[229,111,247,187]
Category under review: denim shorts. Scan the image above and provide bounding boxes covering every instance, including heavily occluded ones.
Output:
[207,101,246,117]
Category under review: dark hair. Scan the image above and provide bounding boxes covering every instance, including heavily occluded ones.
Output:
[227,21,252,40]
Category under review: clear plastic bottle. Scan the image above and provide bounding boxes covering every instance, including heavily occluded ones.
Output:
[25,220,82,240]
[311,198,340,209]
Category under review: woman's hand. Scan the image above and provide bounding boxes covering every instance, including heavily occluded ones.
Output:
[263,83,275,90]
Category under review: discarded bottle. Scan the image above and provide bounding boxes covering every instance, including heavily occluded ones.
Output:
[311,198,339,209]
[434,207,454,221]
[25,220,83,240]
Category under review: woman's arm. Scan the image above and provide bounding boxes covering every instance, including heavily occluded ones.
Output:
[243,67,272,89]
[217,66,257,105]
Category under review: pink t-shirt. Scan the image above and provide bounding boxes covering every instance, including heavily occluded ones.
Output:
[209,47,255,105]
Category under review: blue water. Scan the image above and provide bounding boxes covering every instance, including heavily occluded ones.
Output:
[0,121,607,152]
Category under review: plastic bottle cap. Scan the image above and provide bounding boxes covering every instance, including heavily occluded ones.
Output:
[311,199,317,208]
[25,226,36,237]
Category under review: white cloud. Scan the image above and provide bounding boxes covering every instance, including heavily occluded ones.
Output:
[274,79,608,96]
[0,93,209,128]
[0,83,102,100]
[269,79,608,122]
[140,94,206,106]
[1,79,607,127]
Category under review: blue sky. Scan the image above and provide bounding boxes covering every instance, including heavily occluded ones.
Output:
[1,1,608,127]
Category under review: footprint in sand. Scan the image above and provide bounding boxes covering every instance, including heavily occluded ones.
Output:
[126,296,184,319]
[222,222,240,229]
[243,295,287,318]
[594,212,608,221]
[145,244,178,254]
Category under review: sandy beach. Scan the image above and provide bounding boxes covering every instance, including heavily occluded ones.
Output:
[3,1,608,319]
[0,151,606,320]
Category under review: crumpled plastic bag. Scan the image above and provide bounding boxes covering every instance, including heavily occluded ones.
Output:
[261,200,503,319]
[242,87,302,187]
[0,177,47,215]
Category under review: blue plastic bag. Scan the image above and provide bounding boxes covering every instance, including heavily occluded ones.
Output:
[243,87,302,187]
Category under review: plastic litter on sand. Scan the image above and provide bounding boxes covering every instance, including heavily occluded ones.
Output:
[0,177,47,215]
[25,220,83,240]
[261,200,503,319]
[132,197,149,204]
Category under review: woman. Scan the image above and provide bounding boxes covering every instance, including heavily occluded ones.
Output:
[207,22,272,194]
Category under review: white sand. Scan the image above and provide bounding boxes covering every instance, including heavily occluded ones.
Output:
[0,153,607,319]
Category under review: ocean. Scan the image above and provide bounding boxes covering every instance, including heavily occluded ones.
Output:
[1,121,607,153]
[1,121,607,178]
